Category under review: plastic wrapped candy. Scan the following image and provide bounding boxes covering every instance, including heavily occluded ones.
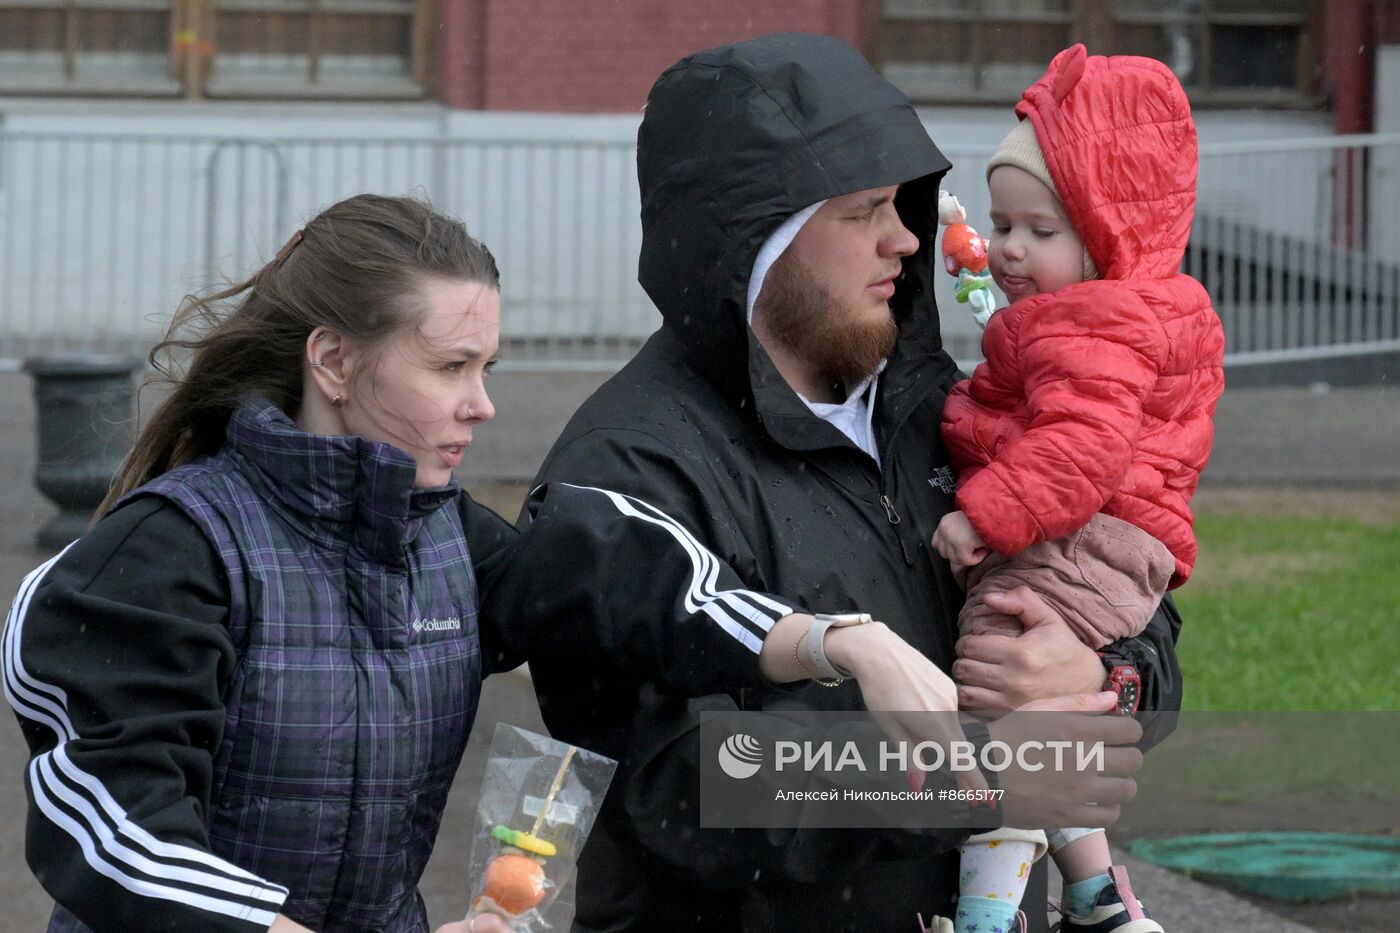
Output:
[938,189,997,329]
[465,724,617,931]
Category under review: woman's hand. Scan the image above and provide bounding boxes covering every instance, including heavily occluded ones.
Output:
[758,614,960,748]
[827,620,960,715]
[824,619,967,753]
[953,587,1104,711]
[931,510,989,574]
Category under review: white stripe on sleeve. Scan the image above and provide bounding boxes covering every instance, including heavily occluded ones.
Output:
[560,483,794,654]
[2,549,290,919]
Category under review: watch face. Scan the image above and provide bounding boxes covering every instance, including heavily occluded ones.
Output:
[1117,681,1139,717]
[1107,666,1141,717]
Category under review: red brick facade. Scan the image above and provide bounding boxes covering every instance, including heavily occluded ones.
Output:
[437,0,867,111]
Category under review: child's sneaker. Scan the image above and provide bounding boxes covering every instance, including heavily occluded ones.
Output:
[1050,865,1165,932]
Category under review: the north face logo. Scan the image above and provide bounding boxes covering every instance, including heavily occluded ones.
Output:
[411,617,461,633]
[927,467,956,494]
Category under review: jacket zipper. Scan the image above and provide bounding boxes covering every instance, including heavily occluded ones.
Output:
[878,490,916,566]
[879,494,900,525]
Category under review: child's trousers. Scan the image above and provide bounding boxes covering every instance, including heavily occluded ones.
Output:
[957,512,1174,647]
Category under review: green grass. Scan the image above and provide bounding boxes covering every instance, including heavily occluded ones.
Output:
[1136,508,1400,809]
[1174,510,1400,711]
[1133,713,1400,806]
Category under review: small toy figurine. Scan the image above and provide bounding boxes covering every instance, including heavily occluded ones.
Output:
[938,190,996,328]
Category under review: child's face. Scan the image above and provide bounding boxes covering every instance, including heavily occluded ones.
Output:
[987,166,1086,303]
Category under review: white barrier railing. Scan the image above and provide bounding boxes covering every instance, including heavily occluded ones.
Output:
[0,128,648,369]
[1,127,1396,370]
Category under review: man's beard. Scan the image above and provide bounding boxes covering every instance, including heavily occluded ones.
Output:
[755,251,899,391]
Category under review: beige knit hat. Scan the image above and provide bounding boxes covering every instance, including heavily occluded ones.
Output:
[986,118,1099,281]
[987,118,1055,194]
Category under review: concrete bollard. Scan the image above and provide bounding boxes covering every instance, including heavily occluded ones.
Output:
[24,356,142,550]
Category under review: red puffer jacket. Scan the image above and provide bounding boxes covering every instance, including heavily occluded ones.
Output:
[942,45,1225,587]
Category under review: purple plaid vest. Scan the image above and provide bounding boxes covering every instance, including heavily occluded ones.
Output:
[115,399,481,931]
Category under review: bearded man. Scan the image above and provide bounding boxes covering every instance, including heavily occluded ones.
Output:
[492,33,1183,932]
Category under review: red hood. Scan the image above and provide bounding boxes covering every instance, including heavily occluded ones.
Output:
[1015,44,1198,281]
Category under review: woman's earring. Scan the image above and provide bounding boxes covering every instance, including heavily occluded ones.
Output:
[309,360,324,369]
[331,394,345,408]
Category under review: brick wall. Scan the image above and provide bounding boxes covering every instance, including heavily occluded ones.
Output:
[438,0,867,111]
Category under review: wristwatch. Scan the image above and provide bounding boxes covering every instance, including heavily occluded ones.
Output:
[1097,651,1141,716]
[801,612,873,687]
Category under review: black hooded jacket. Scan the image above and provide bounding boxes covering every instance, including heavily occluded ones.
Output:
[491,33,1182,933]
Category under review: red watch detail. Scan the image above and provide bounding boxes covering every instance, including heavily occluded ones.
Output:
[1098,654,1141,716]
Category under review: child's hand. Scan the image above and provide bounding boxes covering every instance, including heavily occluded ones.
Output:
[932,510,990,573]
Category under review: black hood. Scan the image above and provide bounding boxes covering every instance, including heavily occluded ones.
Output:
[636,32,953,402]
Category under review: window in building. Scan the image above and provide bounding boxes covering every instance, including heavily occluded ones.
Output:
[0,0,434,99]
[203,0,429,99]
[0,0,180,95]
[870,0,1323,108]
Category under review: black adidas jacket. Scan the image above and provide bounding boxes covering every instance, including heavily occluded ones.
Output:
[491,33,1183,933]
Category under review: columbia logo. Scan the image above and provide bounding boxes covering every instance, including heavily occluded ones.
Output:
[411,617,461,633]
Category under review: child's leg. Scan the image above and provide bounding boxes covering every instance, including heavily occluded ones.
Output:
[1047,827,1110,882]
[1047,829,1164,931]
[1047,828,1114,917]
[955,829,1047,933]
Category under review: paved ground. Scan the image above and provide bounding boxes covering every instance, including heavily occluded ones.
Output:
[2,371,1397,931]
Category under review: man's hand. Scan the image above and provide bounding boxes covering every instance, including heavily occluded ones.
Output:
[932,510,990,574]
[991,691,1144,830]
[954,587,1104,711]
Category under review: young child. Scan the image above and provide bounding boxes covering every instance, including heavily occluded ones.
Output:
[932,45,1225,933]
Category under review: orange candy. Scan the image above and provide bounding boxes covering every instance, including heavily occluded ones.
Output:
[479,853,546,915]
